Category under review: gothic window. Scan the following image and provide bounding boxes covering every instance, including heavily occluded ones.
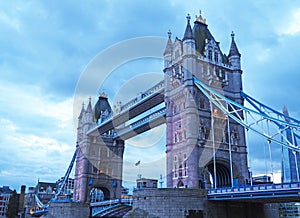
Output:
[214,52,219,62]
[174,155,177,162]
[208,50,212,60]
[179,163,183,177]
[184,161,187,176]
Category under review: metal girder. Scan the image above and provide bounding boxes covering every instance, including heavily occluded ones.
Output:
[193,76,300,152]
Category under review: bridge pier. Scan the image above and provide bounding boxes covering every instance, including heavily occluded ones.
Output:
[41,202,90,218]
[124,188,280,218]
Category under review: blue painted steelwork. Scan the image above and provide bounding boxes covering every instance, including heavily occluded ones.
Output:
[91,198,133,217]
[34,147,78,210]
[208,182,300,201]
[193,76,300,152]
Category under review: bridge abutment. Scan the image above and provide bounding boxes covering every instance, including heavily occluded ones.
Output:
[41,202,90,218]
[125,188,280,218]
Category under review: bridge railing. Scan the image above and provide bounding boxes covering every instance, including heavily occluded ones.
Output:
[90,198,133,207]
[208,182,300,195]
[119,80,164,113]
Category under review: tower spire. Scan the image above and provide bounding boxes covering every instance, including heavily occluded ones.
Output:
[228,31,241,57]
[183,13,194,41]
[86,96,93,113]
[164,30,173,55]
[78,102,85,119]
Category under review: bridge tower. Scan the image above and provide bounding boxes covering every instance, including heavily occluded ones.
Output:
[163,13,249,188]
[74,94,124,203]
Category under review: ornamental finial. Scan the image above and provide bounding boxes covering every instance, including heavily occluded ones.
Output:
[100,92,107,98]
[186,13,191,23]
[231,31,235,39]
[167,30,172,39]
[195,10,206,24]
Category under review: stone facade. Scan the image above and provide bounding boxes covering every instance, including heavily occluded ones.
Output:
[73,98,124,203]
[163,13,249,189]
[125,188,207,218]
[42,202,89,218]
[126,189,280,218]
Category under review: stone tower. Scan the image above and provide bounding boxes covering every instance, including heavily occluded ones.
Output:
[74,94,124,202]
[164,13,249,188]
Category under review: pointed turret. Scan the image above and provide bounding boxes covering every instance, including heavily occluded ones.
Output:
[94,92,112,123]
[78,103,85,119]
[228,31,241,57]
[193,11,214,55]
[164,30,173,69]
[86,97,93,113]
[183,14,195,56]
[228,31,241,70]
[164,30,173,56]
[183,14,193,41]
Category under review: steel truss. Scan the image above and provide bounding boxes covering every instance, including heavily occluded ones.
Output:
[193,76,300,184]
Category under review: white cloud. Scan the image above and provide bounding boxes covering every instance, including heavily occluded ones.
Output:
[281,8,300,36]
[0,81,74,129]
[0,11,21,32]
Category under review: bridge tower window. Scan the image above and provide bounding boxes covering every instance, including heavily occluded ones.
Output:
[214,52,219,62]
[208,50,212,60]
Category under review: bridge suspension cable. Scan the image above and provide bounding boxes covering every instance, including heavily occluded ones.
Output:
[193,76,300,153]
[35,147,78,209]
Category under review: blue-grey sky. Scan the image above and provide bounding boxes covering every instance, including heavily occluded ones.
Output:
[1,0,300,191]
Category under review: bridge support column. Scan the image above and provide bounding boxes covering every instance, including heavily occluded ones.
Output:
[44,202,90,218]
[74,134,124,203]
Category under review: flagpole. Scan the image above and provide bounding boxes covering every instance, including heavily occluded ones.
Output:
[135,160,141,179]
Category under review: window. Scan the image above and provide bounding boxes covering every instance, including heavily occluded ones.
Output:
[208,50,212,60]
[214,52,218,62]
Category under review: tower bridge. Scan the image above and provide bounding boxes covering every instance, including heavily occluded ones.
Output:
[33,12,300,218]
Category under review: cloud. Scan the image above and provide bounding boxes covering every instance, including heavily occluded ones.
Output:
[282,8,300,36]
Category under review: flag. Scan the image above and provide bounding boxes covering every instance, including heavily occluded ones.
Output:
[135,160,140,166]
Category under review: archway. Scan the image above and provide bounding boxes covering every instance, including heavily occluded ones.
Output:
[90,187,110,202]
[206,161,231,188]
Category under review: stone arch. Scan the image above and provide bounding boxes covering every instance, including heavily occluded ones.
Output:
[205,159,232,187]
[90,187,110,202]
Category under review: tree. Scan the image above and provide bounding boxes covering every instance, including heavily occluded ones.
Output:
[6,190,19,218]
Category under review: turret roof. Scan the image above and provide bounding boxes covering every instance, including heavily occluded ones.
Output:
[164,30,173,55]
[94,92,112,121]
[192,13,214,54]
[183,14,194,41]
[228,31,241,57]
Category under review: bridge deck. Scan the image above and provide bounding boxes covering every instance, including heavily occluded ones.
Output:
[208,182,300,202]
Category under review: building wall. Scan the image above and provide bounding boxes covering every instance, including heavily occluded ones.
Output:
[125,188,207,217]
[0,194,11,218]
